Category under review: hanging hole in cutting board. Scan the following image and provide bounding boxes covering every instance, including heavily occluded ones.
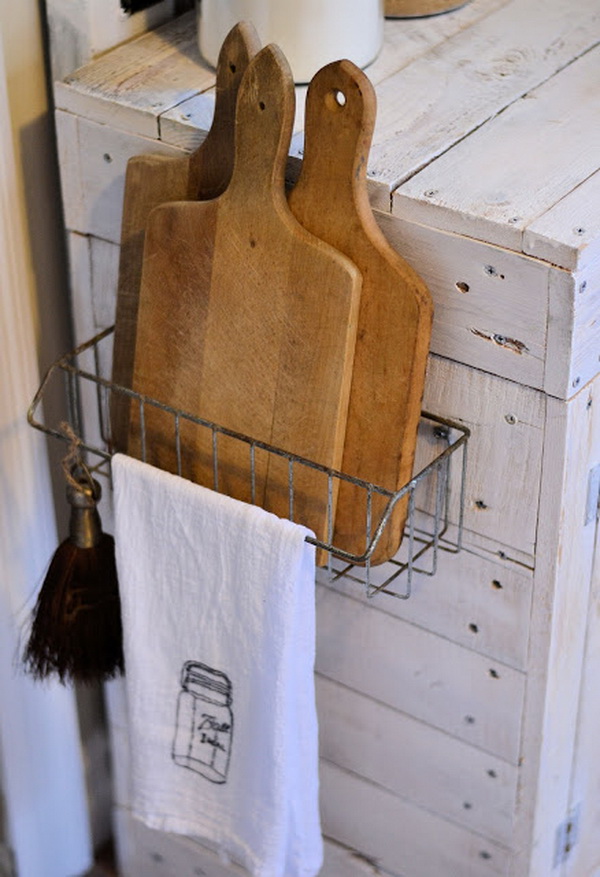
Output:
[326,89,347,111]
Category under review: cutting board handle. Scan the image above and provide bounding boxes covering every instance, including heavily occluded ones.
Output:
[188,21,261,200]
[224,44,295,206]
[296,59,377,219]
[289,59,433,563]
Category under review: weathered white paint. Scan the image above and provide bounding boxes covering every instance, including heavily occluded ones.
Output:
[158,90,218,149]
[394,43,600,260]
[46,0,175,82]
[570,256,600,399]
[524,169,600,273]
[320,760,512,877]
[373,0,600,192]
[320,537,533,670]
[56,111,187,242]
[544,254,600,400]
[317,675,517,845]
[112,794,388,876]
[377,212,550,390]
[372,0,509,83]
[564,444,600,877]
[511,384,599,876]
[315,584,526,762]
[422,355,545,556]
[165,0,508,149]
[55,12,210,138]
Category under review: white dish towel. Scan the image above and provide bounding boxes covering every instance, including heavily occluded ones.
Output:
[111,453,322,877]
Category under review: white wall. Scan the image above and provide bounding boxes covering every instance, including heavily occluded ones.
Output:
[0,2,93,874]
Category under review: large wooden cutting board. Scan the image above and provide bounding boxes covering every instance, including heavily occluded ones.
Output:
[288,60,433,563]
[130,45,362,544]
[110,22,260,452]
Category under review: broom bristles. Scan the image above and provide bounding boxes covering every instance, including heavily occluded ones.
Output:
[24,532,124,683]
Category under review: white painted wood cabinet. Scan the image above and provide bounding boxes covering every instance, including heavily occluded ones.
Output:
[52,1,600,874]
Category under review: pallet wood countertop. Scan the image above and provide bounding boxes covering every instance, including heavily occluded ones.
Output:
[53,1,600,875]
[55,0,600,404]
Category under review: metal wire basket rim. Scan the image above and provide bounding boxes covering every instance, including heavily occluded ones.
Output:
[29,326,470,489]
[27,325,470,566]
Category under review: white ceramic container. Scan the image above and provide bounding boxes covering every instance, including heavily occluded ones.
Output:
[197,0,384,84]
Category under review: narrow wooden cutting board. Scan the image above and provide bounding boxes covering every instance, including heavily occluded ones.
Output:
[110,22,260,452]
[288,60,433,563]
[130,45,362,544]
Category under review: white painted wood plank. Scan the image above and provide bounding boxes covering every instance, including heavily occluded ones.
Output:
[564,473,600,877]
[544,266,576,401]
[369,0,600,193]
[510,383,600,876]
[57,113,187,240]
[320,838,393,876]
[315,584,526,762]
[163,85,314,152]
[112,766,382,875]
[370,0,510,84]
[114,806,381,877]
[163,0,508,151]
[64,232,114,499]
[113,806,251,876]
[425,519,534,571]
[377,211,549,390]
[317,675,517,845]
[422,355,545,556]
[157,90,216,150]
[394,42,600,262]
[55,12,211,138]
[86,0,176,58]
[55,110,83,234]
[320,538,533,670]
[105,717,131,813]
[66,231,95,345]
[524,169,600,272]
[63,0,506,154]
[545,256,600,400]
[320,761,512,877]
[570,255,600,398]
[46,0,175,82]
[90,235,119,329]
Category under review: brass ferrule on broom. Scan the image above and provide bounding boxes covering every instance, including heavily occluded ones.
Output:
[67,476,103,550]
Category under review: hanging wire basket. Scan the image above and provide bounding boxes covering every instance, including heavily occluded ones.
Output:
[28,326,469,598]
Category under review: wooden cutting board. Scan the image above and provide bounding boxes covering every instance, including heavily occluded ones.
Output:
[110,22,260,452]
[288,60,433,564]
[130,45,362,544]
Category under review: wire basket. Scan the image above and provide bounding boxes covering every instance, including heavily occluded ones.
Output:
[28,326,469,598]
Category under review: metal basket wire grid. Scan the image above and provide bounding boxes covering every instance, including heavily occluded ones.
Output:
[28,326,469,599]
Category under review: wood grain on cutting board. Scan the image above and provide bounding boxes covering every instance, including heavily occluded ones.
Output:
[130,45,361,544]
[288,60,432,563]
[110,22,260,452]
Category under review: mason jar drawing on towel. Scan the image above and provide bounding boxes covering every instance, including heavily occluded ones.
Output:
[172,661,233,783]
